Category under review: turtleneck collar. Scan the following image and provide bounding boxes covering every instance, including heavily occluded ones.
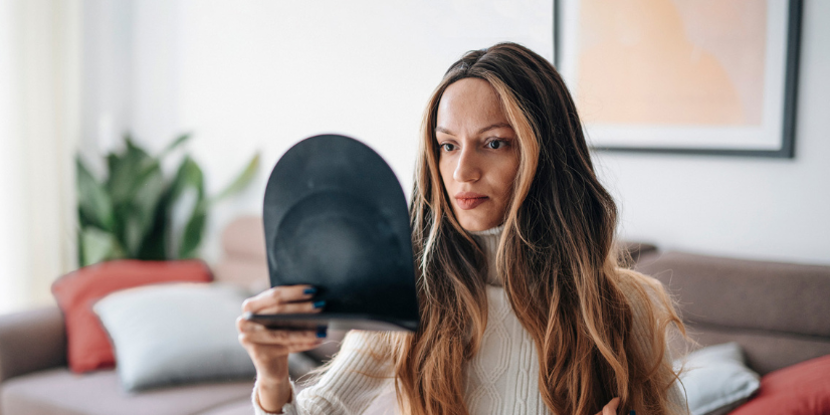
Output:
[469,225,504,286]
[470,224,505,237]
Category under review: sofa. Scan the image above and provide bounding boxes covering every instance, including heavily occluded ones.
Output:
[1,215,828,414]
[634,250,830,377]
[0,217,273,415]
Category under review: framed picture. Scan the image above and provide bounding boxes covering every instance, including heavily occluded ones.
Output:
[554,0,803,158]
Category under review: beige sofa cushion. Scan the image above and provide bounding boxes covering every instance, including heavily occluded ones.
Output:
[214,216,269,292]
[635,251,830,374]
[636,251,830,337]
[198,399,255,415]
[0,368,253,415]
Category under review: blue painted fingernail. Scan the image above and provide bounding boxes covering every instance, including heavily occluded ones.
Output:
[316,326,327,338]
[629,411,636,415]
[303,287,317,295]
[313,300,326,309]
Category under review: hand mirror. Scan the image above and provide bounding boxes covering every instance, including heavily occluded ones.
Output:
[246,134,419,332]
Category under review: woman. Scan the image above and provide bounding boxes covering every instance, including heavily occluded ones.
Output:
[237,42,687,415]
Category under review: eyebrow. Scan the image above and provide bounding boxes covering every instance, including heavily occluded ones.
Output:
[435,122,513,136]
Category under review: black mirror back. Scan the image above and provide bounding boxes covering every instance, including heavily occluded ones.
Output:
[257,134,419,332]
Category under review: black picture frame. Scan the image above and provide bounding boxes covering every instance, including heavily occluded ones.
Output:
[554,0,803,158]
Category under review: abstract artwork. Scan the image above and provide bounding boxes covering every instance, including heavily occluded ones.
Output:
[554,0,802,157]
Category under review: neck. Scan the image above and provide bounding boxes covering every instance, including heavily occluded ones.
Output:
[470,225,504,286]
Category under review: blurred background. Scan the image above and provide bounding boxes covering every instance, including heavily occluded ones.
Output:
[1,0,828,315]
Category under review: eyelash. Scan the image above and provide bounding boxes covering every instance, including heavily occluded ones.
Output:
[440,139,509,152]
[487,139,506,149]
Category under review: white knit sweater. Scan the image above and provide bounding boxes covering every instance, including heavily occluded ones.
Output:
[254,227,687,415]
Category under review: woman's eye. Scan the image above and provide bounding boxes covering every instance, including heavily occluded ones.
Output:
[487,140,505,149]
[441,143,455,152]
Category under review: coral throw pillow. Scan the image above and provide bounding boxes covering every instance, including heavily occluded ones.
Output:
[730,354,830,415]
[51,260,212,373]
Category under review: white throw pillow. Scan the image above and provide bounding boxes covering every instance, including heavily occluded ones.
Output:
[94,282,255,391]
[674,342,761,415]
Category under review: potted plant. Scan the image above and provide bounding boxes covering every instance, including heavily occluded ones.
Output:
[76,133,259,266]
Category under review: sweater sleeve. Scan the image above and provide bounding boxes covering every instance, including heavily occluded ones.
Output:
[622,271,691,415]
[252,330,395,415]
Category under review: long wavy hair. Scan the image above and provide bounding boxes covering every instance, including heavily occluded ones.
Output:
[384,43,685,415]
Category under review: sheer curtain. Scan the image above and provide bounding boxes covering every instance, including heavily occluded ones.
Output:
[0,0,80,314]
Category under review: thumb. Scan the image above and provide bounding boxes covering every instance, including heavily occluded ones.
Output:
[602,397,620,415]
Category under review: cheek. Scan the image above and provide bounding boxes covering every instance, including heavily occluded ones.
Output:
[493,155,520,197]
[438,158,453,189]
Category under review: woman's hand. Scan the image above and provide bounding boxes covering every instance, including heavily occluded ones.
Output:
[596,397,630,415]
[237,285,325,412]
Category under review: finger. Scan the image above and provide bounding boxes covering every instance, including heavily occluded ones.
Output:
[254,300,325,315]
[245,340,324,357]
[242,285,315,313]
[237,315,325,335]
[240,338,323,355]
[238,316,266,333]
[289,340,326,352]
[602,397,620,415]
[242,285,316,312]
[281,340,325,353]
[239,329,321,345]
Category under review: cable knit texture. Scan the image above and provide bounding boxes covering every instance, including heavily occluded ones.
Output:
[253,226,688,414]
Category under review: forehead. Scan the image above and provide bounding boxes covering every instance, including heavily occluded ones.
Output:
[436,78,508,130]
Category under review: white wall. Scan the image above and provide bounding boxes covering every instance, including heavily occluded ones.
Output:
[86,0,829,268]
[85,0,553,263]
[594,0,830,265]
[177,0,554,262]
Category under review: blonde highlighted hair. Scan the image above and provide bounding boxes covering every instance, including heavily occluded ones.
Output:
[385,43,686,415]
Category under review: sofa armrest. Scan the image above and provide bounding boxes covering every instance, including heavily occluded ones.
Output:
[0,306,67,384]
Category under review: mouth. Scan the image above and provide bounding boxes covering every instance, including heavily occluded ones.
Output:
[454,192,489,210]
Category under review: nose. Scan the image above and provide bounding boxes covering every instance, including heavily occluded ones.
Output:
[453,146,481,183]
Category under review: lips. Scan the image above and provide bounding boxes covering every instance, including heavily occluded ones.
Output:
[455,192,488,210]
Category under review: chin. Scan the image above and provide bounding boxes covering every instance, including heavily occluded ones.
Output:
[452,204,501,232]
[458,217,497,232]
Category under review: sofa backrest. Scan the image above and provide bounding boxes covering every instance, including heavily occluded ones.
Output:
[635,251,830,375]
[212,216,270,292]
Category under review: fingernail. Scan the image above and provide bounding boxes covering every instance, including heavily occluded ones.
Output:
[313,300,326,309]
[304,287,317,295]
[316,326,327,338]
[629,411,636,415]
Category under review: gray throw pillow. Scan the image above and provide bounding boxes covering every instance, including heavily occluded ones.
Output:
[674,342,760,415]
[94,282,255,391]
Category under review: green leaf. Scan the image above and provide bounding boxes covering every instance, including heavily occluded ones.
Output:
[100,137,168,257]
[107,138,157,206]
[80,227,120,266]
[76,156,114,231]
[122,215,145,257]
[78,132,257,263]
[122,166,166,257]
[210,153,260,204]
[168,156,205,202]
[137,190,172,260]
[158,133,192,159]
[167,156,206,259]
[178,202,207,259]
